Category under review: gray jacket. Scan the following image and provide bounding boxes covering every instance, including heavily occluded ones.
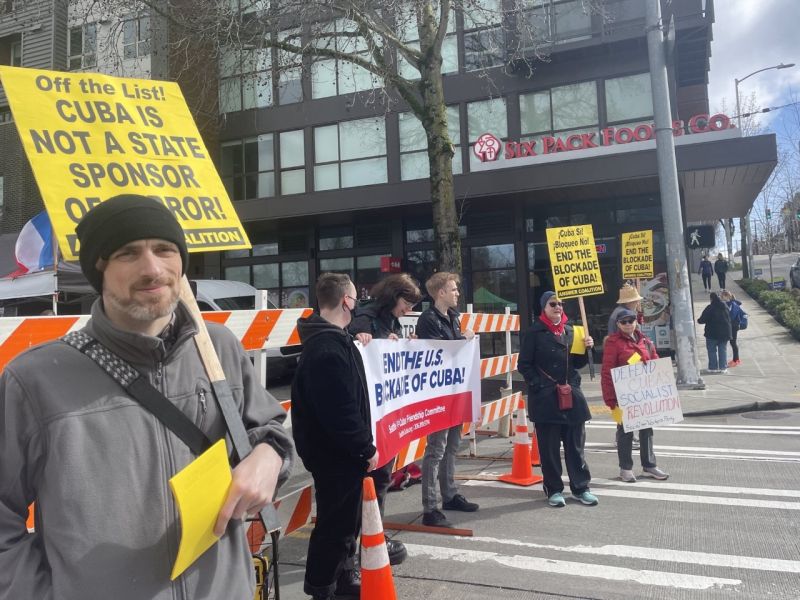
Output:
[0,299,294,600]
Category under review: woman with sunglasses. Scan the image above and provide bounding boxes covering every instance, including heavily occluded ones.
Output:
[518,291,597,508]
[600,308,669,483]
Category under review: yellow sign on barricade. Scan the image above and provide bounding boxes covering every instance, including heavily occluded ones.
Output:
[621,230,654,279]
[0,66,250,260]
[545,224,604,299]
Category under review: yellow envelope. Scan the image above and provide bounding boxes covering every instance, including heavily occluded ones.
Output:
[570,325,586,354]
[169,438,232,580]
[627,352,642,365]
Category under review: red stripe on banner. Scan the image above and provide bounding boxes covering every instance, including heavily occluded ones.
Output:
[374,392,473,468]
[201,312,231,325]
[0,317,79,372]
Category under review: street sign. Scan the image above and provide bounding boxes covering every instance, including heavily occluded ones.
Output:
[685,225,715,248]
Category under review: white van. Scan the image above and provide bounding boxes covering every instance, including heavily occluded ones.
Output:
[191,279,301,381]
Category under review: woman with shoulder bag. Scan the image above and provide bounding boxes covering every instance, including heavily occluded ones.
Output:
[601,308,669,483]
[720,289,743,367]
[518,291,597,508]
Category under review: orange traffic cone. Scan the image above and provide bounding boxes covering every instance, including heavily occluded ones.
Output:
[530,430,541,467]
[499,401,543,486]
[360,477,397,600]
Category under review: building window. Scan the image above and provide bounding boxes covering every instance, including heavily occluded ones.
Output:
[468,97,507,169]
[219,46,272,113]
[279,129,305,195]
[123,13,150,59]
[523,0,593,45]
[220,135,275,201]
[310,19,380,99]
[396,3,458,78]
[605,72,653,124]
[399,106,462,180]
[68,25,96,70]
[320,225,354,250]
[313,117,387,190]
[277,28,303,104]
[520,81,598,149]
[463,0,504,71]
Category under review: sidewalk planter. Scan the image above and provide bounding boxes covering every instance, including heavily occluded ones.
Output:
[737,279,800,341]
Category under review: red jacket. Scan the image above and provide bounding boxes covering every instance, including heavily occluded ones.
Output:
[601,331,659,408]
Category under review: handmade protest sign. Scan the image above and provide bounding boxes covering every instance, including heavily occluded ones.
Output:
[611,357,683,432]
[0,66,249,260]
[546,224,604,299]
[358,338,481,466]
[621,230,654,279]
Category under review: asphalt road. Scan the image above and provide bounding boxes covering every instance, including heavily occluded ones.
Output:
[750,252,799,286]
[272,408,800,600]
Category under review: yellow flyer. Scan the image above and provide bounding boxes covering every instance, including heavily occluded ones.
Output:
[169,438,232,580]
[0,66,250,260]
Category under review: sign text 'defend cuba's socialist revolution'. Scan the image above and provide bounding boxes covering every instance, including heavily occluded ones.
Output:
[0,66,250,260]
[546,224,604,299]
[621,230,654,279]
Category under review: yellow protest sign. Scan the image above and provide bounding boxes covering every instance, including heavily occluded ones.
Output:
[546,224,604,299]
[169,438,232,580]
[621,230,654,279]
[0,66,250,260]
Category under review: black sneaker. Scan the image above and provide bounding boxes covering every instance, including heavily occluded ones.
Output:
[385,537,407,565]
[422,509,453,528]
[442,493,479,512]
[333,568,360,598]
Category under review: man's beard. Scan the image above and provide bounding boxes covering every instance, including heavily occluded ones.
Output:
[105,278,180,322]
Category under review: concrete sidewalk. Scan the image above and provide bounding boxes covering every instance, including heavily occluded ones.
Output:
[580,268,800,416]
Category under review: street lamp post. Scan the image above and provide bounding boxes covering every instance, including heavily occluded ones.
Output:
[734,62,795,278]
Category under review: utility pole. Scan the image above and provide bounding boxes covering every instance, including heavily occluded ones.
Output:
[646,0,703,387]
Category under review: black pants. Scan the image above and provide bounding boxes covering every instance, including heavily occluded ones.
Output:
[717,272,726,288]
[702,274,712,290]
[616,426,656,470]
[534,422,591,497]
[304,464,364,598]
[368,456,394,516]
[730,324,740,362]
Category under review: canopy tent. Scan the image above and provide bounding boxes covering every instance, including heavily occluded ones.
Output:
[472,286,518,311]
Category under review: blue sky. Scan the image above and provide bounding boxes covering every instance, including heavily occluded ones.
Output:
[708,0,800,134]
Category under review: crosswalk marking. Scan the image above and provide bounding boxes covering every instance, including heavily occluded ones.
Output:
[465,536,800,574]
[461,478,800,510]
[404,543,741,590]
[587,476,800,498]
[585,442,800,457]
[586,422,800,436]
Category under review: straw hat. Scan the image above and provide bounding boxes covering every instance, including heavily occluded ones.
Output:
[616,283,643,304]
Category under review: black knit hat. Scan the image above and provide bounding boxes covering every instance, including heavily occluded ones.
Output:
[76,194,188,292]
[540,291,557,310]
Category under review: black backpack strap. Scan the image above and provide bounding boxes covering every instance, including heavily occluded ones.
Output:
[62,331,213,456]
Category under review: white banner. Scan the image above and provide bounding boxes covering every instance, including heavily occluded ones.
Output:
[611,357,683,432]
[357,338,481,467]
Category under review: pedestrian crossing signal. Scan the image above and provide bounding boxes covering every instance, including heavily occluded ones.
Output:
[685,225,715,248]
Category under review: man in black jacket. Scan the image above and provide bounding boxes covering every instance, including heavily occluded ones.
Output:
[292,273,378,600]
[416,272,479,528]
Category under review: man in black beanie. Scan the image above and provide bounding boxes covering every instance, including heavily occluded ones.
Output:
[0,194,294,600]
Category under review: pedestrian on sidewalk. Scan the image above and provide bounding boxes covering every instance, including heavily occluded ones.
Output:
[714,253,729,289]
[415,272,479,528]
[601,308,669,483]
[348,273,422,566]
[697,292,732,373]
[720,289,744,367]
[518,291,598,508]
[292,273,378,600]
[699,255,714,291]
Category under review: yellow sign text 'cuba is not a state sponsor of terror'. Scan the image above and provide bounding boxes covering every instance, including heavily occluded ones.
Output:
[0,66,250,260]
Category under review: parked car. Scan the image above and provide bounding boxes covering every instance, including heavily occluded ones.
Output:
[790,257,800,289]
[192,279,302,381]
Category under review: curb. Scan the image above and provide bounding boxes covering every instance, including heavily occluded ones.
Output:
[684,400,800,417]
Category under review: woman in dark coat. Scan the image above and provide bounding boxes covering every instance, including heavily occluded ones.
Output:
[697,292,732,373]
[518,291,597,508]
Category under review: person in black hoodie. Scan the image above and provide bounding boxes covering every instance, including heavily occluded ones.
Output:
[697,292,732,374]
[348,273,422,565]
[292,273,378,600]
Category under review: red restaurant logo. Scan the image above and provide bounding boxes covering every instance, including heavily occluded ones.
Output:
[473,132,502,162]
[474,113,734,162]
